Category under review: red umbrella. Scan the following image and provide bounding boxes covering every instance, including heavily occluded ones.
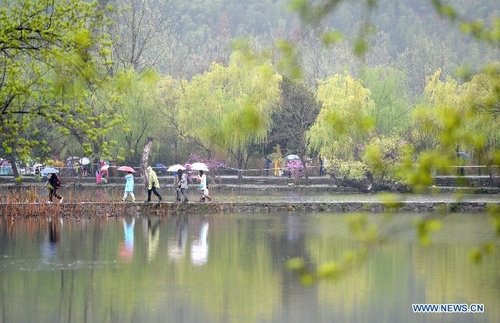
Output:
[117,166,136,173]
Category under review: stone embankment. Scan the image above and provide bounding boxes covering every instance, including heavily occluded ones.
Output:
[1,200,498,218]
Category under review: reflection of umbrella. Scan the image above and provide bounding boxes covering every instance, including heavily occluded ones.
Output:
[41,167,59,174]
[190,162,209,172]
[117,166,136,173]
[80,157,90,165]
[457,152,471,160]
[167,164,186,172]
[100,164,110,171]
[286,154,300,160]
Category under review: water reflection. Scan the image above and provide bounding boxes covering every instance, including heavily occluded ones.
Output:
[148,217,161,262]
[0,213,498,323]
[168,215,188,262]
[41,218,60,261]
[191,219,209,266]
[119,218,135,263]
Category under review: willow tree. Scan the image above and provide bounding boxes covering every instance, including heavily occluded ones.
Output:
[177,50,281,176]
[407,68,500,188]
[0,0,119,177]
[105,68,163,166]
[307,73,375,163]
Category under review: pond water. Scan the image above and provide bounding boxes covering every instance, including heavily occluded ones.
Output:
[0,212,498,323]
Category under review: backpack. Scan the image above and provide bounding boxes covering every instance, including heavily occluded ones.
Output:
[55,177,61,189]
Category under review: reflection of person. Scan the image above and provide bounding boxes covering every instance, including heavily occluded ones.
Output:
[122,171,136,202]
[119,218,135,263]
[145,166,162,203]
[148,217,161,262]
[47,173,63,204]
[196,170,211,202]
[168,215,188,262]
[176,169,189,202]
[191,220,209,266]
[41,218,61,260]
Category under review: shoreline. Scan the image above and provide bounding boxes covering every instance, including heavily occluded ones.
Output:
[1,200,498,218]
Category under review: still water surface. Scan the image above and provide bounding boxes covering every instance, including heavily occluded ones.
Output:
[0,212,498,323]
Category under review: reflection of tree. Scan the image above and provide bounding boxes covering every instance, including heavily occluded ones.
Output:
[413,244,500,322]
[268,215,320,322]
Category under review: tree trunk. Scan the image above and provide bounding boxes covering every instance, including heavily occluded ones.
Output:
[140,137,154,188]
[9,159,20,182]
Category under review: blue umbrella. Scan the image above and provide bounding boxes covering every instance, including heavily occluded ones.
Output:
[285,154,300,160]
[40,167,59,174]
[457,152,471,160]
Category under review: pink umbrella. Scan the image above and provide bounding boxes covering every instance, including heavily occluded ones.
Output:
[117,166,136,173]
[101,164,110,171]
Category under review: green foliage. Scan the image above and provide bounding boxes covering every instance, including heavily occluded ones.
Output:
[267,77,321,159]
[178,50,281,163]
[307,73,375,161]
[362,133,407,181]
[361,67,412,136]
[414,217,443,247]
[410,68,500,162]
[105,68,164,164]
[0,0,118,165]
[333,160,366,179]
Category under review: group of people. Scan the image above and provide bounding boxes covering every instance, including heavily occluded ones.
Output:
[122,166,212,204]
[43,164,212,204]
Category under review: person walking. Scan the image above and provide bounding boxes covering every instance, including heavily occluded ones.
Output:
[197,170,211,202]
[122,171,136,202]
[176,169,189,202]
[264,156,272,176]
[47,173,63,204]
[274,158,281,176]
[145,166,162,203]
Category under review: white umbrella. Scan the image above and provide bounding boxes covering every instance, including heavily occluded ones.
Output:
[100,164,110,171]
[167,164,186,172]
[41,167,59,174]
[286,154,300,160]
[67,156,80,161]
[80,157,90,165]
[190,162,209,172]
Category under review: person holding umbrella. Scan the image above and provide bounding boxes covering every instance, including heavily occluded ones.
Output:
[145,166,162,203]
[47,172,63,204]
[196,170,211,202]
[176,169,189,202]
[122,171,136,202]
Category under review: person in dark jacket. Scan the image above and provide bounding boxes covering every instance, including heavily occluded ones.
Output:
[47,173,63,204]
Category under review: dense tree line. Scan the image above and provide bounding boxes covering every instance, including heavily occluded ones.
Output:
[1,0,498,185]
